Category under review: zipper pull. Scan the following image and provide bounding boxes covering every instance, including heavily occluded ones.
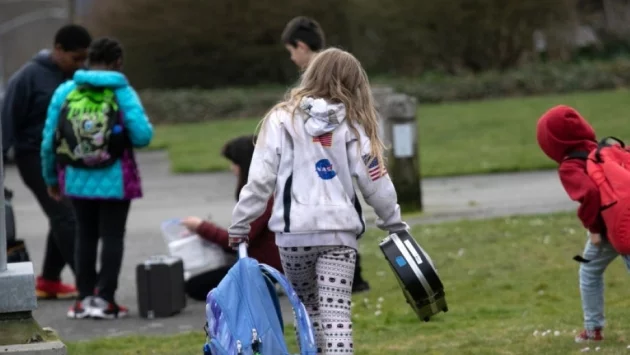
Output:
[236,340,242,354]
[252,328,262,354]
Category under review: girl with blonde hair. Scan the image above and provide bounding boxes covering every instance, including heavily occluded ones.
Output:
[227,48,408,353]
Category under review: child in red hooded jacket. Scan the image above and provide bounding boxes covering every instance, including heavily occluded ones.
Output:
[536,105,630,343]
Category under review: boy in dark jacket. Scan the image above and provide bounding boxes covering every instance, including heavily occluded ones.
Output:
[536,105,630,342]
[1,24,91,299]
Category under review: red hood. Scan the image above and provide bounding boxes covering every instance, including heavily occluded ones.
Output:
[536,105,597,163]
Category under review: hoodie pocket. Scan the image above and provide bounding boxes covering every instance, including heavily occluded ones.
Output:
[291,158,352,206]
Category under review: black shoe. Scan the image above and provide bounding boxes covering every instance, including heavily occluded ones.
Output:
[352,280,371,294]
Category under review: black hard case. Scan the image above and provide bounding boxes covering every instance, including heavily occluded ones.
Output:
[136,255,187,319]
[379,230,448,322]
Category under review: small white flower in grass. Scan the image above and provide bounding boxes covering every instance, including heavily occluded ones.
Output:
[627,344,630,349]
[533,330,539,336]
[529,219,544,226]
[376,271,386,277]
[543,235,550,244]
[377,297,384,303]
[457,249,465,257]
[374,310,382,316]
[581,347,590,352]
[538,290,545,295]
[595,347,600,351]
[376,304,382,309]
[554,330,560,336]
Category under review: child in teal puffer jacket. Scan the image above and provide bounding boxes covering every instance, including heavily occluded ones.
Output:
[41,37,153,319]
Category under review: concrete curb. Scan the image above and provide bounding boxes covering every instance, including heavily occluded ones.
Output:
[0,341,67,355]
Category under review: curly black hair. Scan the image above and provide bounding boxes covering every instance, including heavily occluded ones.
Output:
[54,24,92,51]
[88,37,124,66]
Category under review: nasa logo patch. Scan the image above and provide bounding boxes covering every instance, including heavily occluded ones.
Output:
[315,159,336,180]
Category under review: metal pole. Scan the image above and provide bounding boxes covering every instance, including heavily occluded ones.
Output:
[0,40,5,92]
[0,79,6,272]
[68,0,75,23]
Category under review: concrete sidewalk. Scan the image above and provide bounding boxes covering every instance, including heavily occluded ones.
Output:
[3,151,575,342]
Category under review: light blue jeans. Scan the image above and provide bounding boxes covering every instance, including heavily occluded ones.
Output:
[579,233,630,330]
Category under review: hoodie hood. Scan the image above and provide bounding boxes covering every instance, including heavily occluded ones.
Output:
[32,49,61,72]
[299,97,347,137]
[536,105,598,163]
[73,70,129,88]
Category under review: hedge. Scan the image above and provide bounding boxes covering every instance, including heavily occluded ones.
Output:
[140,58,630,124]
[88,0,575,89]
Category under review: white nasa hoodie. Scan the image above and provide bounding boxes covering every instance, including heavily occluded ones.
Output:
[228,97,408,249]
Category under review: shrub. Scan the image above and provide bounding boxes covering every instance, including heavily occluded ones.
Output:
[140,58,630,123]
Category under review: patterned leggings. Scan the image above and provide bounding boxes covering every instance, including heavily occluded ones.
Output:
[279,246,356,354]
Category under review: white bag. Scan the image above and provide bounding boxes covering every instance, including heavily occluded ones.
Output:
[160,219,233,280]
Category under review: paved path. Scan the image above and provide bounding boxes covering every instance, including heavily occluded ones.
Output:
[3,151,575,342]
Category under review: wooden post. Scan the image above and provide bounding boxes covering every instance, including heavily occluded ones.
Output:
[382,93,422,212]
[371,86,394,148]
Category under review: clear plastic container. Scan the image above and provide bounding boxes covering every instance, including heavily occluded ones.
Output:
[161,218,193,244]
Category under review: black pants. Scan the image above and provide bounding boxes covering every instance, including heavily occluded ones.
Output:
[354,253,367,284]
[71,198,131,302]
[15,152,77,280]
[185,266,233,301]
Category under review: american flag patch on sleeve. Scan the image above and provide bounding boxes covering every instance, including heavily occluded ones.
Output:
[362,154,387,181]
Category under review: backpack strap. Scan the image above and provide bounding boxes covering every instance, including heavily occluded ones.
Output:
[592,136,625,163]
[261,271,285,330]
[599,136,625,148]
[565,151,589,161]
[258,264,317,355]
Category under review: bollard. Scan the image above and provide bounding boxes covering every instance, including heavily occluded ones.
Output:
[382,93,423,212]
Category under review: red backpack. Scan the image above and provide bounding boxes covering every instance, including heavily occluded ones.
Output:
[567,137,630,255]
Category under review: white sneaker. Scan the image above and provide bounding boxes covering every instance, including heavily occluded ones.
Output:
[67,296,93,319]
[89,296,129,319]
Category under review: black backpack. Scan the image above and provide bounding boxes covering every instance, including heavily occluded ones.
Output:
[54,85,127,169]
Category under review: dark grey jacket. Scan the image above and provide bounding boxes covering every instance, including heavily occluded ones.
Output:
[1,50,69,156]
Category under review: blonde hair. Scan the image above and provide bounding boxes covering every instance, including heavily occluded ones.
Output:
[256,47,386,169]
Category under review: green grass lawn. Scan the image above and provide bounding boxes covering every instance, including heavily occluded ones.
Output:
[68,213,630,354]
[149,89,630,176]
